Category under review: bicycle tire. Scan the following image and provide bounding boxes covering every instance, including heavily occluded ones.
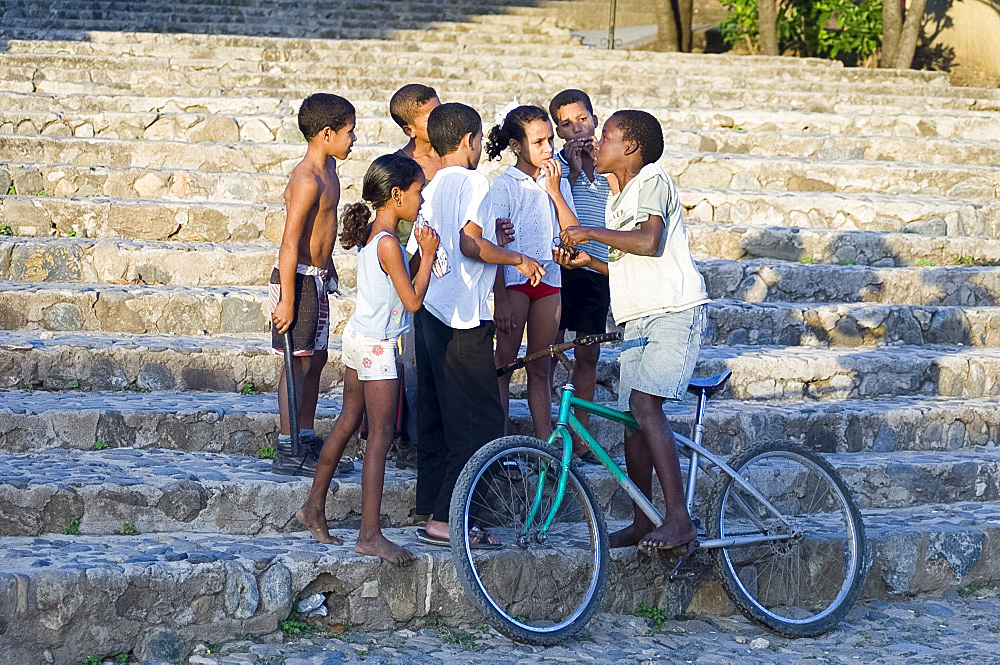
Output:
[449,435,609,645]
[707,442,868,637]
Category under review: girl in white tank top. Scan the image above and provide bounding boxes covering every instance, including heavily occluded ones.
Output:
[295,154,440,567]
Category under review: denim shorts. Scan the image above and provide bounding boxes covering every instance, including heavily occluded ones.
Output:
[618,305,706,411]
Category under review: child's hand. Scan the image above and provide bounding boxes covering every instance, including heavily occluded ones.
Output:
[415,223,440,255]
[514,254,545,286]
[272,300,294,335]
[493,292,512,335]
[541,159,563,197]
[554,246,592,270]
[495,217,515,245]
[564,137,587,176]
[560,226,590,247]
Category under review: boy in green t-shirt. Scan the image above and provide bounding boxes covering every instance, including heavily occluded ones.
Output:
[556,110,709,551]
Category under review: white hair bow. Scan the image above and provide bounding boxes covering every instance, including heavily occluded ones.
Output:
[494,97,521,127]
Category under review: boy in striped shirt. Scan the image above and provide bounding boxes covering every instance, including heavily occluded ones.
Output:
[549,89,613,463]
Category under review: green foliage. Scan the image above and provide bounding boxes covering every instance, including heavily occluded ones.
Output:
[799,256,814,264]
[718,0,882,61]
[240,381,260,395]
[840,259,856,265]
[82,656,100,665]
[69,380,80,389]
[0,225,12,236]
[65,230,77,237]
[916,259,936,266]
[37,190,51,196]
[954,255,976,265]
[114,654,129,664]
[120,521,138,535]
[635,601,667,628]
[62,516,81,535]
[280,609,315,636]
[258,446,276,459]
[6,184,15,195]
[94,441,109,451]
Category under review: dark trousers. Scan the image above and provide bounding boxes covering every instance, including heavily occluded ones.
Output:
[414,307,505,520]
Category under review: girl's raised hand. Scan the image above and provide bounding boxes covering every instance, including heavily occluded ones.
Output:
[541,158,563,197]
[415,223,440,255]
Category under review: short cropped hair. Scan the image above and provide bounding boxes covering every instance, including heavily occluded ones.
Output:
[427,103,482,156]
[389,83,439,128]
[298,93,355,140]
[548,89,594,123]
[609,110,663,165]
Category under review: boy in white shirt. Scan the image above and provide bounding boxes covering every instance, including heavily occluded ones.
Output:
[406,102,544,547]
[556,110,708,551]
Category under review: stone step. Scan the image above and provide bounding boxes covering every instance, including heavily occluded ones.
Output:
[0,49,948,88]
[1,501,997,661]
[0,21,578,45]
[702,259,1000,306]
[4,385,999,460]
[6,281,1000,348]
[5,153,999,218]
[8,90,993,141]
[2,446,999,540]
[5,186,1000,250]
[5,331,1000,401]
[683,188,1000,238]
[3,62,987,105]
[4,72,994,115]
[7,107,1000,169]
[690,223,1000,267]
[5,225,1000,308]
[0,25,946,83]
[10,135,1000,199]
[6,101,1000,149]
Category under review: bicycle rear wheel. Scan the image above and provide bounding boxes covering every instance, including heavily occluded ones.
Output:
[449,435,608,645]
[708,443,868,637]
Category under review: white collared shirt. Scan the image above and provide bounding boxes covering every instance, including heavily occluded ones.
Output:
[490,165,576,288]
[406,166,497,329]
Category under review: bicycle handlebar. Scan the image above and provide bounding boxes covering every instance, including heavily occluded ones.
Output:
[496,331,623,377]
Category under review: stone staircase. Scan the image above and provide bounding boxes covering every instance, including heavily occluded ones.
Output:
[2,0,1000,661]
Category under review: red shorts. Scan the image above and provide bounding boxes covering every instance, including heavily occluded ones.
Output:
[507,281,560,301]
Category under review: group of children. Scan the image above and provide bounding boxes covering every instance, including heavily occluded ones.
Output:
[270,85,709,565]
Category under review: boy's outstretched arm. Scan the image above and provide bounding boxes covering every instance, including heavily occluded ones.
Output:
[560,215,664,257]
[273,174,320,334]
[459,221,545,286]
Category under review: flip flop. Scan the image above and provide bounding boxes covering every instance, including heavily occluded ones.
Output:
[415,527,502,550]
[415,527,449,548]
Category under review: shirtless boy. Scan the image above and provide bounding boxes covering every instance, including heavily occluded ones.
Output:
[270,93,357,476]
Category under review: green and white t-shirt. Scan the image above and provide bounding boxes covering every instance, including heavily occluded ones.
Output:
[605,163,708,324]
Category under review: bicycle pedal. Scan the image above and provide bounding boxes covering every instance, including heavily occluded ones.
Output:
[667,539,700,582]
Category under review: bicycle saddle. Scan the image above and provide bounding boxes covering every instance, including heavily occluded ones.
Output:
[686,370,732,399]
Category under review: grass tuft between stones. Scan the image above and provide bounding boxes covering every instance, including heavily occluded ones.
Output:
[120,521,138,536]
[94,441,109,451]
[62,516,81,536]
[258,446,275,459]
[634,601,667,628]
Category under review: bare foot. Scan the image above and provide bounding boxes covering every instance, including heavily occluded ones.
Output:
[638,520,697,551]
[295,506,341,545]
[356,533,416,566]
[609,522,651,548]
[424,518,449,541]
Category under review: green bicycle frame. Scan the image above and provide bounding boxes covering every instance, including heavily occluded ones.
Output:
[523,383,792,547]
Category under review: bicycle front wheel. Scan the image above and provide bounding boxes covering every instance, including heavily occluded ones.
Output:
[449,435,608,645]
[708,443,868,637]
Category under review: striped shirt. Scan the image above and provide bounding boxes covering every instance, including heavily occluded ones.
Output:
[555,150,610,267]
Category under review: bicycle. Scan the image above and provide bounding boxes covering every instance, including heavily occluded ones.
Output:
[448,331,869,645]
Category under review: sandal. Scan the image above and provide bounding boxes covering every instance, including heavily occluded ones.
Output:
[415,527,501,550]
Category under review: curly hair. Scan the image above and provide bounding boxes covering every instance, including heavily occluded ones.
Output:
[484,104,549,161]
[340,154,424,249]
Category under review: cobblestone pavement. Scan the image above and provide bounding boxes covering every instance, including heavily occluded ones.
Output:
[182,589,1000,665]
